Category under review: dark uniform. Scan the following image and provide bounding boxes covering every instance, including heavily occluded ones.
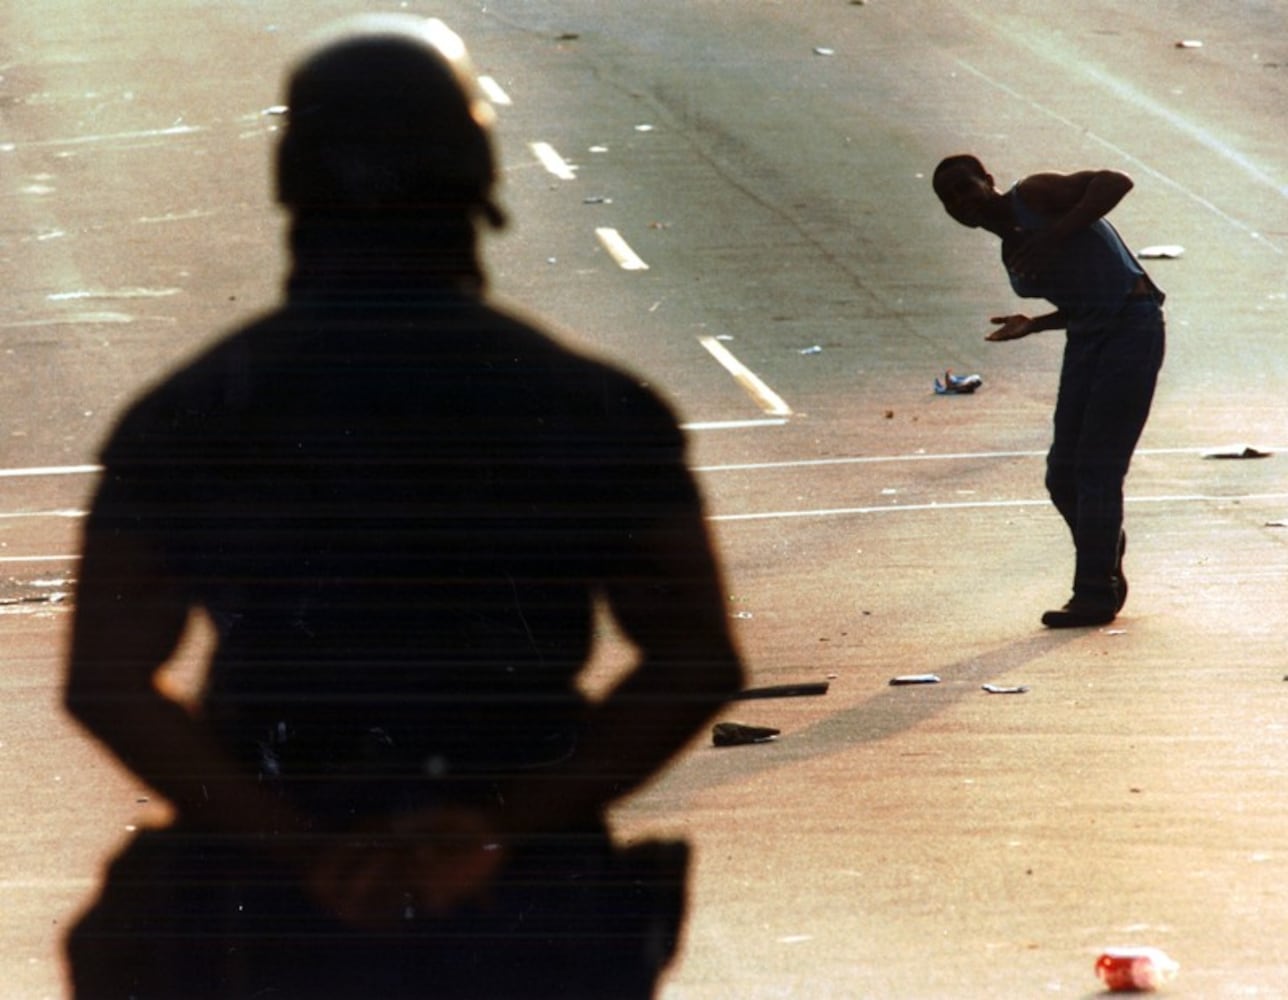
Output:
[68,284,698,1000]
[65,16,740,998]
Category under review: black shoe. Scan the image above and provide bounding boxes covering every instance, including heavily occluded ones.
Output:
[1041,597,1117,629]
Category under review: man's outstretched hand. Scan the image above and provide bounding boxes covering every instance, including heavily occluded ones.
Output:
[986,314,1035,342]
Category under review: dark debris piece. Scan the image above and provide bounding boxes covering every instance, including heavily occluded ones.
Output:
[712,722,781,747]
[733,682,829,701]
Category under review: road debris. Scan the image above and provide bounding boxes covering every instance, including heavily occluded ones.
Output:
[1095,946,1178,992]
[1204,445,1271,459]
[889,674,940,686]
[934,370,982,395]
[734,682,830,701]
[1137,245,1184,259]
[713,722,781,747]
[981,684,1028,695]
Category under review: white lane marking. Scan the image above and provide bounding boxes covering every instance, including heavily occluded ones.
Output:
[530,141,577,180]
[0,312,134,328]
[0,510,85,519]
[694,445,1262,474]
[0,446,1263,481]
[711,491,1288,524]
[5,487,1288,563]
[48,288,181,301]
[697,336,793,417]
[136,209,218,225]
[595,228,650,271]
[954,57,1284,256]
[477,76,512,106]
[682,418,790,431]
[0,465,101,478]
[15,124,204,149]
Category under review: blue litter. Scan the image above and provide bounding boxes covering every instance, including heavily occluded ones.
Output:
[934,370,982,395]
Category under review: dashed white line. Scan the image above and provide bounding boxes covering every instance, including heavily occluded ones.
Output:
[477,76,512,106]
[682,418,790,431]
[0,464,100,478]
[0,510,85,519]
[697,336,793,417]
[529,141,577,181]
[595,227,650,271]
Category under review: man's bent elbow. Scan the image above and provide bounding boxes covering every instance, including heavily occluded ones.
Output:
[1101,170,1134,199]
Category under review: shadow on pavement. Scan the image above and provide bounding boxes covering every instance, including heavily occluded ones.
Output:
[673,628,1083,799]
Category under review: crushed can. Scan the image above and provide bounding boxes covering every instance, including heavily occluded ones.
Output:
[1095,946,1178,992]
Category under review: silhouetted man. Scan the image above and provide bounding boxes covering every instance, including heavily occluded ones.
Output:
[65,16,743,998]
[933,154,1165,628]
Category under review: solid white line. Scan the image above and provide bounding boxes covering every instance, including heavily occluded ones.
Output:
[477,76,512,106]
[697,337,793,417]
[0,313,135,328]
[0,445,1267,481]
[529,141,576,181]
[695,445,1281,474]
[7,490,1288,562]
[48,288,180,301]
[594,228,650,271]
[15,124,203,149]
[954,57,1284,256]
[711,491,1288,524]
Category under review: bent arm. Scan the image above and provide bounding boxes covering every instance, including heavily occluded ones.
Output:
[1018,169,1133,238]
[498,503,745,838]
[65,526,311,848]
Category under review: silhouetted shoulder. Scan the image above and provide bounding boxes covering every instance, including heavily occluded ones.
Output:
[99,296,685,472]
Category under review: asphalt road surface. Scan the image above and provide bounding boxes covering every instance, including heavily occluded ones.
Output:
[4,2,1288,997]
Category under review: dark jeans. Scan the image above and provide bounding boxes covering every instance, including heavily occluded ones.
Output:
[1045,297,1165,600]
[68,824,688,1000]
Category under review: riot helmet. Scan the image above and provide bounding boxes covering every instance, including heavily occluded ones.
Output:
[276,15,503,225]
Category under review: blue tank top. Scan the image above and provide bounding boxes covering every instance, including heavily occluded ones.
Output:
[1005,184,1157,333]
